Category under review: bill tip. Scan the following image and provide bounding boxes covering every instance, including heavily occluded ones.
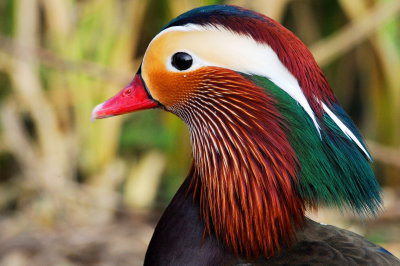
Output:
[91,102,104,122]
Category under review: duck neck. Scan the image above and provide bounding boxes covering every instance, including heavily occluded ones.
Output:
[176,69,305,259]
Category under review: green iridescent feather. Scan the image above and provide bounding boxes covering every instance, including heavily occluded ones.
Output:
[249,75,382,216]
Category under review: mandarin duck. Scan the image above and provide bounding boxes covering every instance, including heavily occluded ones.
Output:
[91,5,400,265]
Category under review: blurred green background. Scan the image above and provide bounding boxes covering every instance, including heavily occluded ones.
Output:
[0,0,399,265]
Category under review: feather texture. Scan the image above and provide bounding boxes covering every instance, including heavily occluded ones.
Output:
[248,75,381,215]
[156,5,371,158]
[169,67,305,258]
[165,68,382,258]
[164,5,335,117]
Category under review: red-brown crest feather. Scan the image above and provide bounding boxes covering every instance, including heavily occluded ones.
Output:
[165,5,336,117]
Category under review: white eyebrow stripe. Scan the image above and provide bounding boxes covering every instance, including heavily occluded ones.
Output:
[153,24,371,157]
[156,24,321,133]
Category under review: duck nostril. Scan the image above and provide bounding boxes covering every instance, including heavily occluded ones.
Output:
[124,88,132,96]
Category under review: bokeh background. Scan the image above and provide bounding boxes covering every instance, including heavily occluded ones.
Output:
[0,0,399,265]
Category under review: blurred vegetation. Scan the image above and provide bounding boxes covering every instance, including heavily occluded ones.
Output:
[0,0,399,264]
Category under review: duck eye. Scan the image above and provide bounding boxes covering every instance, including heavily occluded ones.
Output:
[171,52,193,71]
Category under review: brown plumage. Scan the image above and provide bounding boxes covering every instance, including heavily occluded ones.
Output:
[178,67,305,258]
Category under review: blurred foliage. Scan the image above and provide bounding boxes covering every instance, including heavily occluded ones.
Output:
[0,0,399,263]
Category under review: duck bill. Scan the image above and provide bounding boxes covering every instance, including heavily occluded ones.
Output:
[91,74,158,121]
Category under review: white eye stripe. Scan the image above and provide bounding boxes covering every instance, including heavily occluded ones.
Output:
[153,24,370,158]
[157,24,320,133]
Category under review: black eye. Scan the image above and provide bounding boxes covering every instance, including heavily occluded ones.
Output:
[171,52,193,71]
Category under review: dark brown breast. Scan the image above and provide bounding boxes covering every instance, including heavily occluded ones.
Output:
[144,176,400,266]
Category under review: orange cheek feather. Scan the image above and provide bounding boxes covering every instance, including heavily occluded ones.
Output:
[141,31,209,109]
[143,64,206,110]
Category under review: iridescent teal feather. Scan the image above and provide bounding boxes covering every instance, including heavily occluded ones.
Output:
[249,75,382,215]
